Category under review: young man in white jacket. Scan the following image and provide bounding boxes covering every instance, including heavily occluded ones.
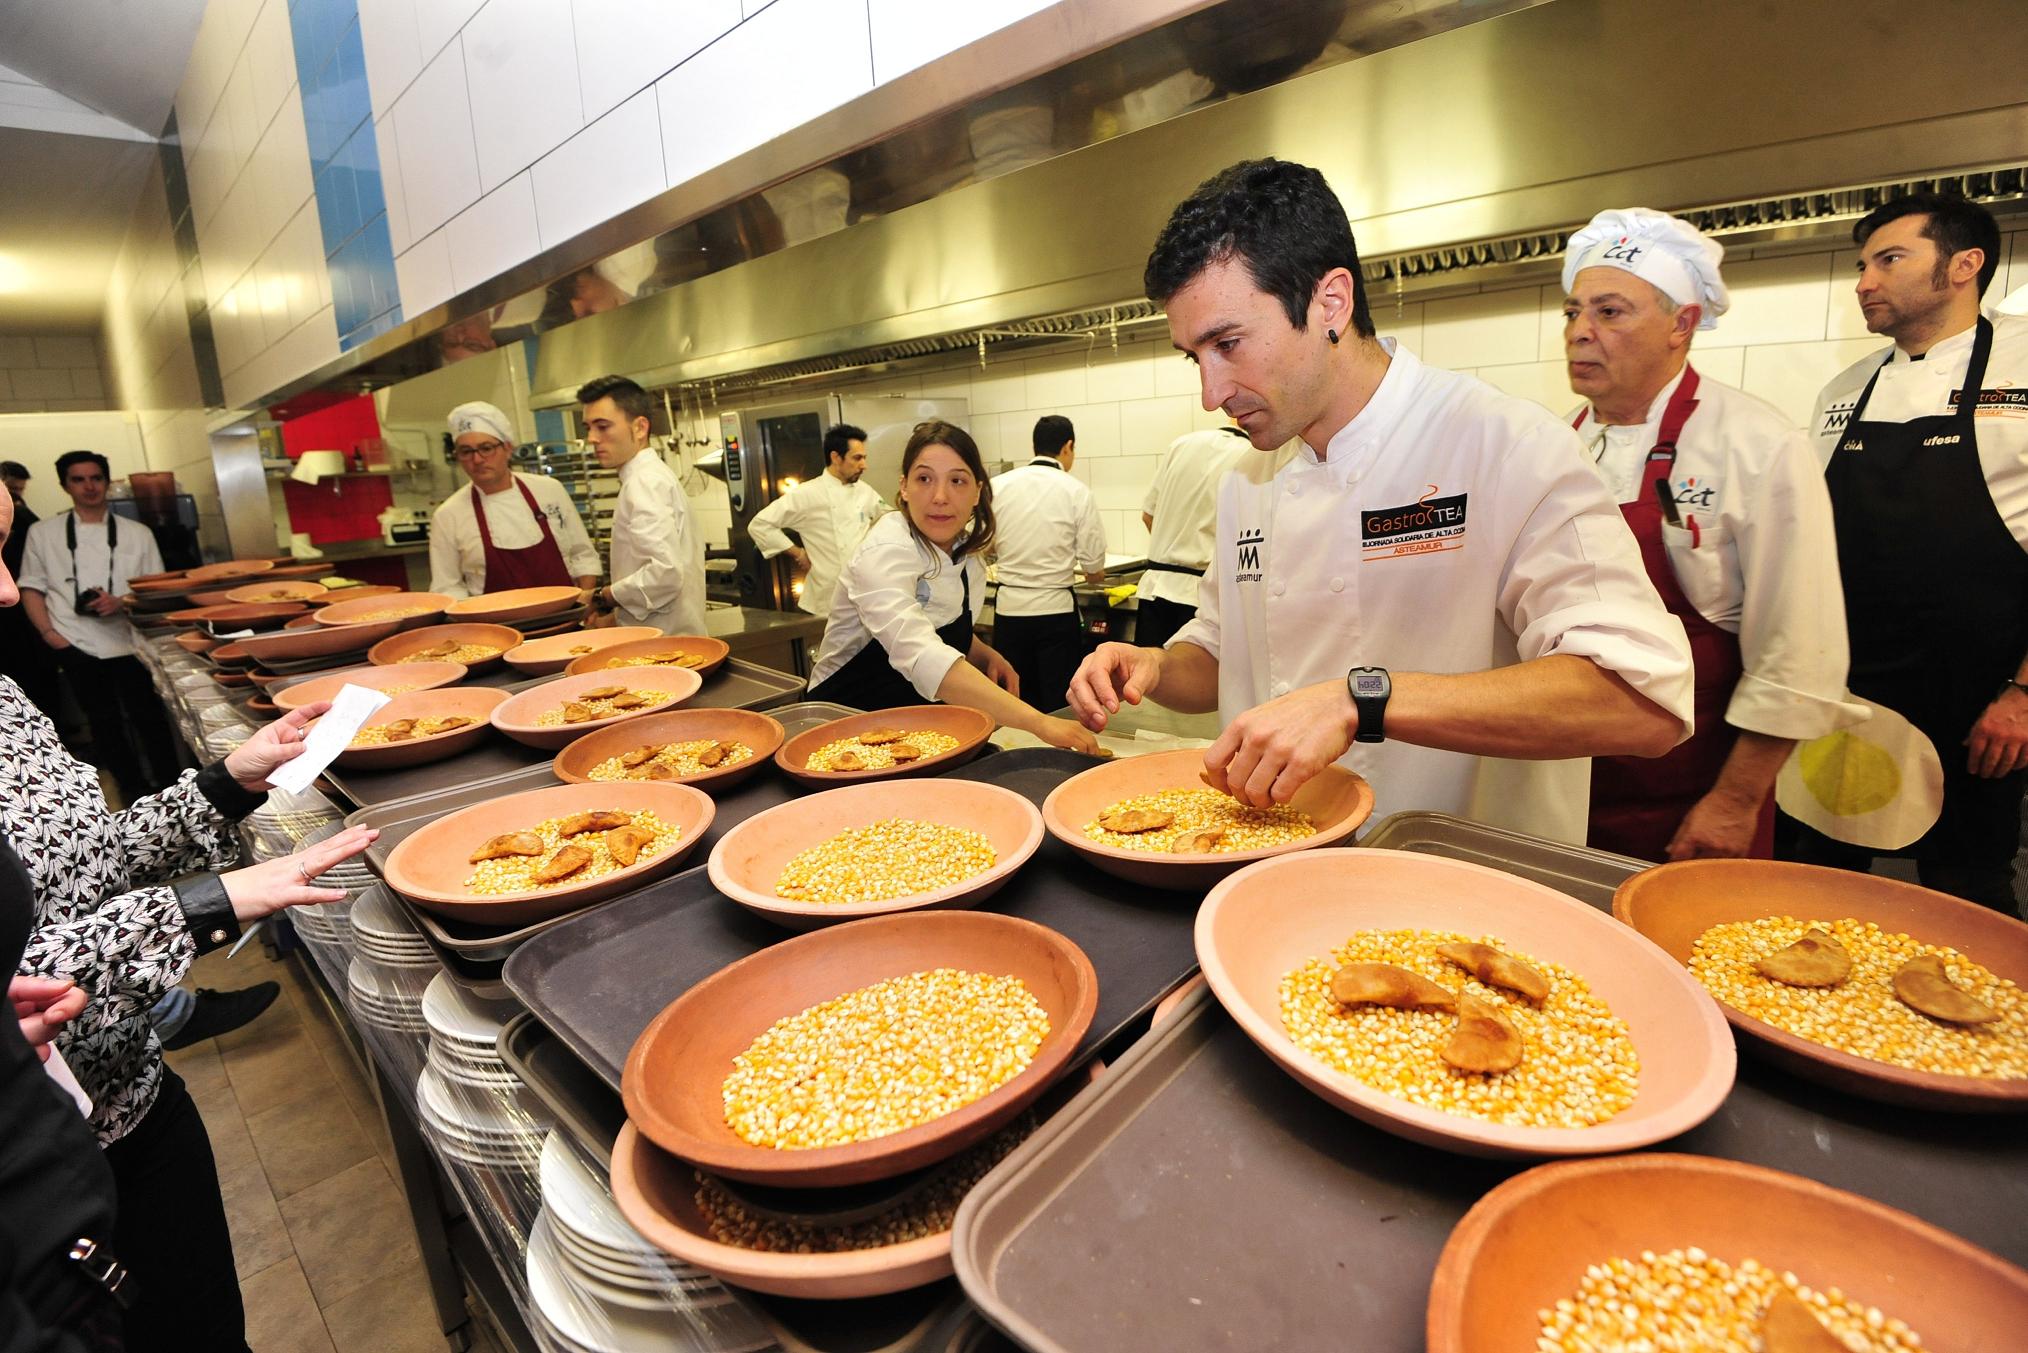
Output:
[577,375,707,636]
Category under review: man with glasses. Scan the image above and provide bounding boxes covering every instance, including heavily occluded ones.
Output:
[17,450,181,799]
[427,401,600,598]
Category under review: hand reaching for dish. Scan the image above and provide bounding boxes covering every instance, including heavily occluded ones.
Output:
[220,825,378,922]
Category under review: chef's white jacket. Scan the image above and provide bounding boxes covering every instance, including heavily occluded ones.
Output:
[1812,315,2028,546]
[987,458,1106,616]
[1140,428,1250,607]
[19,512,164,658]
[609,450,707,636]
[808,510,985,700]
[745,470,885,616]
[426,472,600,598]
[1170,341,1695,842]
[1572,368,1866,741]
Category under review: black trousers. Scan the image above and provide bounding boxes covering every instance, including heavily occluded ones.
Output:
[993,611,1084,715]
[1133,596,1197,651]
[1777,814,2021,917]
[0,609,61,723]
[55,649,181,801]
[102,1070,249,1353]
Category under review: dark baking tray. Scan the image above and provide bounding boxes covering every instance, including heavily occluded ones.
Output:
[952,838,2028,1353]
[321,657,806,807]
[502,748,1196,1091]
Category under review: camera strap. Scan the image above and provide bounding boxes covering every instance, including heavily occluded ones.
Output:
[65,510,117,599]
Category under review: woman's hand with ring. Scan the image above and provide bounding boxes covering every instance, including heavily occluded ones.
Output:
[220,825,378,923]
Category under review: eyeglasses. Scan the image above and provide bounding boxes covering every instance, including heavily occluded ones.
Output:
[454,440,510,460]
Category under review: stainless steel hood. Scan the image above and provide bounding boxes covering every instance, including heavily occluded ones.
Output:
[531,0,2028,405]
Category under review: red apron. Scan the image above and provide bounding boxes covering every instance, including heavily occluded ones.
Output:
[1580,368,1773,862]
[474,477,574,591]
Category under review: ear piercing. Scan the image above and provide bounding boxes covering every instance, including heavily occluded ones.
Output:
[1327,328,1340,345]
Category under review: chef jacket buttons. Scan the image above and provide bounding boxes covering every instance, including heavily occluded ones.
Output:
[1271,581,1286,597]
[1272,681,1289,696]
[1329,577,1344,593]
[1286,482,1300,495]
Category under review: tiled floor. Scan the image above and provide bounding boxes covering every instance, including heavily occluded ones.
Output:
[162,940,508,1353]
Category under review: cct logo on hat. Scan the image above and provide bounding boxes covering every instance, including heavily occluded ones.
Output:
[1600,237,1644,266]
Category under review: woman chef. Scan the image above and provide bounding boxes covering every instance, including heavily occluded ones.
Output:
[807,421,1099,752]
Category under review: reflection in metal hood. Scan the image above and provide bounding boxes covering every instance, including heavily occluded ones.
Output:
[532,0,2028,406]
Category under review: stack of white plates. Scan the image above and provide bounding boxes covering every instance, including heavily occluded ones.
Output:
[346,955,430,1033]
[527,1211,765,1353]
[348,889,432,964]
[290,897,352,946]
[246,789,342,857]
[423,973,521,1087]
[538,1133,721,1299]
[415,1062,549,1169]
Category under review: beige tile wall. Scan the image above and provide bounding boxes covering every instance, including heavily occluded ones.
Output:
[0,334,114,414]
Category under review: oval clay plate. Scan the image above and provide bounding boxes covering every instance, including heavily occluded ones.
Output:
[272,660,466,711]
[325,687,509,771]
[504,626,662,676]
[562,634,730,680]
[367,622,522,672]
[489,667,704,750]
[444,585,583,625]
[551,708,784,790]
[774,706,995,789]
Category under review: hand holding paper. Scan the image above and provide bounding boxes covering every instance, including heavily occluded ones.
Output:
[267,685,391,795]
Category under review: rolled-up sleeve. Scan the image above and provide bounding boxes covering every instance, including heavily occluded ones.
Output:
[746,487,806,559]
[838,540,969,700]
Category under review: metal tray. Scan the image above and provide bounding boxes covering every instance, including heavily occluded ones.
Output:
[952,831,2028,1353]
[1359,809,1647,906]
[503,748,1197,1091]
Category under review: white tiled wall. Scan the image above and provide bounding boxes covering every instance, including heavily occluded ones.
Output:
[0,334,115,414]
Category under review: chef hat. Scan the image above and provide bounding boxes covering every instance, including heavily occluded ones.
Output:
[448,401,514,446]
[1562,208,1730,330]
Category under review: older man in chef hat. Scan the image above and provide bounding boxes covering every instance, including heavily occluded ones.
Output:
[427,400,601,599]
[1563,208,1865,862]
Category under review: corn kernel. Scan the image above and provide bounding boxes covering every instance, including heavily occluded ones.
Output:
[1083,787,1315,854]
[773,819,996,905]
[462,809,679,894]
[805,732,961,772]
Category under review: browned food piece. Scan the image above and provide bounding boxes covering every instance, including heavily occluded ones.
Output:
[469,831,544,863]
[604,824,656,867]
[583,684,626,699]
[1441,994,1523,1074]
[858,727,907,745]
[1329,962,1459,1012]
[1893,952,1999,1025]
[619,744,662,768]
[1436,941,1552,1003]
[381,719,417,742]
[1096,806,1175,834]
[632,762,678,781]
[674,653,705,669]
[1761,1292,1848,1352]
[568,644,595,655]
[1753,928,1852,988]
[1169,828,1228,854]
[887,742,923,764]
[532,845,593,884]
[559,810,631,836]
[608,691,648,709]
[829,749,867,771]
[562,702,596,723]
[419,640,459,658]
[434,716,473,731]
[697,741,733,768]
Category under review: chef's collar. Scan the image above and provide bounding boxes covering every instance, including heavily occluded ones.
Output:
[1299,338,1412,480]
[1887,320,1978,366]
[1578,365,1689,435]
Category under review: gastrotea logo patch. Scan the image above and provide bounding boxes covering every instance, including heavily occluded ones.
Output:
[1361,486,1468,560]
[1234,528,1264,582]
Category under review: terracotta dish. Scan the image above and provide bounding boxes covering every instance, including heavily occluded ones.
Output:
[208,642,253,668]
[325,687,509,771]
[236,617,405,665]
[188,587,251,607]
[1040,748,1373,892]
[198,602,307,632]
[128,569,186,586]
[312,590,453,628]
[174,632,220,656]
[489,667,703,750]
[444,585,583,625]
[1613,858,2028,1111]
[621,911,1097,1187]
[185,558,275,582]
[563,634,731,679]
[552,708,785,790]
[707,780,1044,930]
[1196,849,1735,1157]
[224,579,330,604]
[1427,1153,2028,1353]
[261,563,336,581]
[272,660,466,712]
[381,780,714,926]
[774,706,995,789]
[313,583,400,603]
[367,622,522,672]
[503,626,661,676]
[214,671,253,689]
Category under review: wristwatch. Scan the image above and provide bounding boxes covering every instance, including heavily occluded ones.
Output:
[1347,666,1390,744]
[592,586,617,614]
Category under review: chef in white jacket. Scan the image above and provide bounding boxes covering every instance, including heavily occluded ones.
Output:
[746,422,884,616]
[576,374,707,636]
[1070,159,1695,841]
[427,401,600,598]
[1562,208,1864,862]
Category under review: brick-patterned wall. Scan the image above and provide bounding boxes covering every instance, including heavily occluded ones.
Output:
[0,334,114,413]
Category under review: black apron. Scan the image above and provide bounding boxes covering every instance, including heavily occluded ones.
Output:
[808,567,974,712]
[1824,316,2028,859]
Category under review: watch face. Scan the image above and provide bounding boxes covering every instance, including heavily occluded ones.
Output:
[1353,675,1388,697]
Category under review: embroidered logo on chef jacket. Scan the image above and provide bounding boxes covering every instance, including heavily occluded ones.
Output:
[1360,486,1468,560]
[1819,402,1859,437]
[1234,528,1265,582]
[1671,475,1720,513]
[1950,387,2028,417]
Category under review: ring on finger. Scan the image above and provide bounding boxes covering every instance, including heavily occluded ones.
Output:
[296,861,312,885]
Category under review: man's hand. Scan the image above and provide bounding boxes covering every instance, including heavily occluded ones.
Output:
[787,546,810,571]
[1966,687,2028,778]
[41,629,71,651]
[976,646,1019,696]
[88,591,122,617]
[1203,679,1356,808]
[225,700,330,791]
[1665,789,1766,860]
[1068,643,1164,731]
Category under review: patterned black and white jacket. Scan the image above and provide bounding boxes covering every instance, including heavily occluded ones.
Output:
[2,677,261,1144]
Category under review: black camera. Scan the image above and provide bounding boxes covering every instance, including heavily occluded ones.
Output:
[74,587,107,615]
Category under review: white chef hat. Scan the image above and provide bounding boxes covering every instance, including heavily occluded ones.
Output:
[447,401,514,446]
[1562,208,1729,330]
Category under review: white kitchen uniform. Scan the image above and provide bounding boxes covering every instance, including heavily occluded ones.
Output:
[1811,314,2028,541]
[986,458,1107,616]
[1572,369,1865,740]
[808,510,985,700]
[1171,341,1695,841]
[426,472,600,598]
[1140,428,1250,607]
[18,512,163,658]
[608,450,707,636]
[745,470,885,615]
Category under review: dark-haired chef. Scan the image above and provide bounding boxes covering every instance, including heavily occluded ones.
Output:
[1562,209,1862,862]
[1069,159,1695,841]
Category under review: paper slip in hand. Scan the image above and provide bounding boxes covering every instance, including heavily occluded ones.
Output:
[268,684,392,794]
[44,1046,93,1117]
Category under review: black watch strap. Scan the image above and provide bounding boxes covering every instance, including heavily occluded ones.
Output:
[1348,666,1390,744]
